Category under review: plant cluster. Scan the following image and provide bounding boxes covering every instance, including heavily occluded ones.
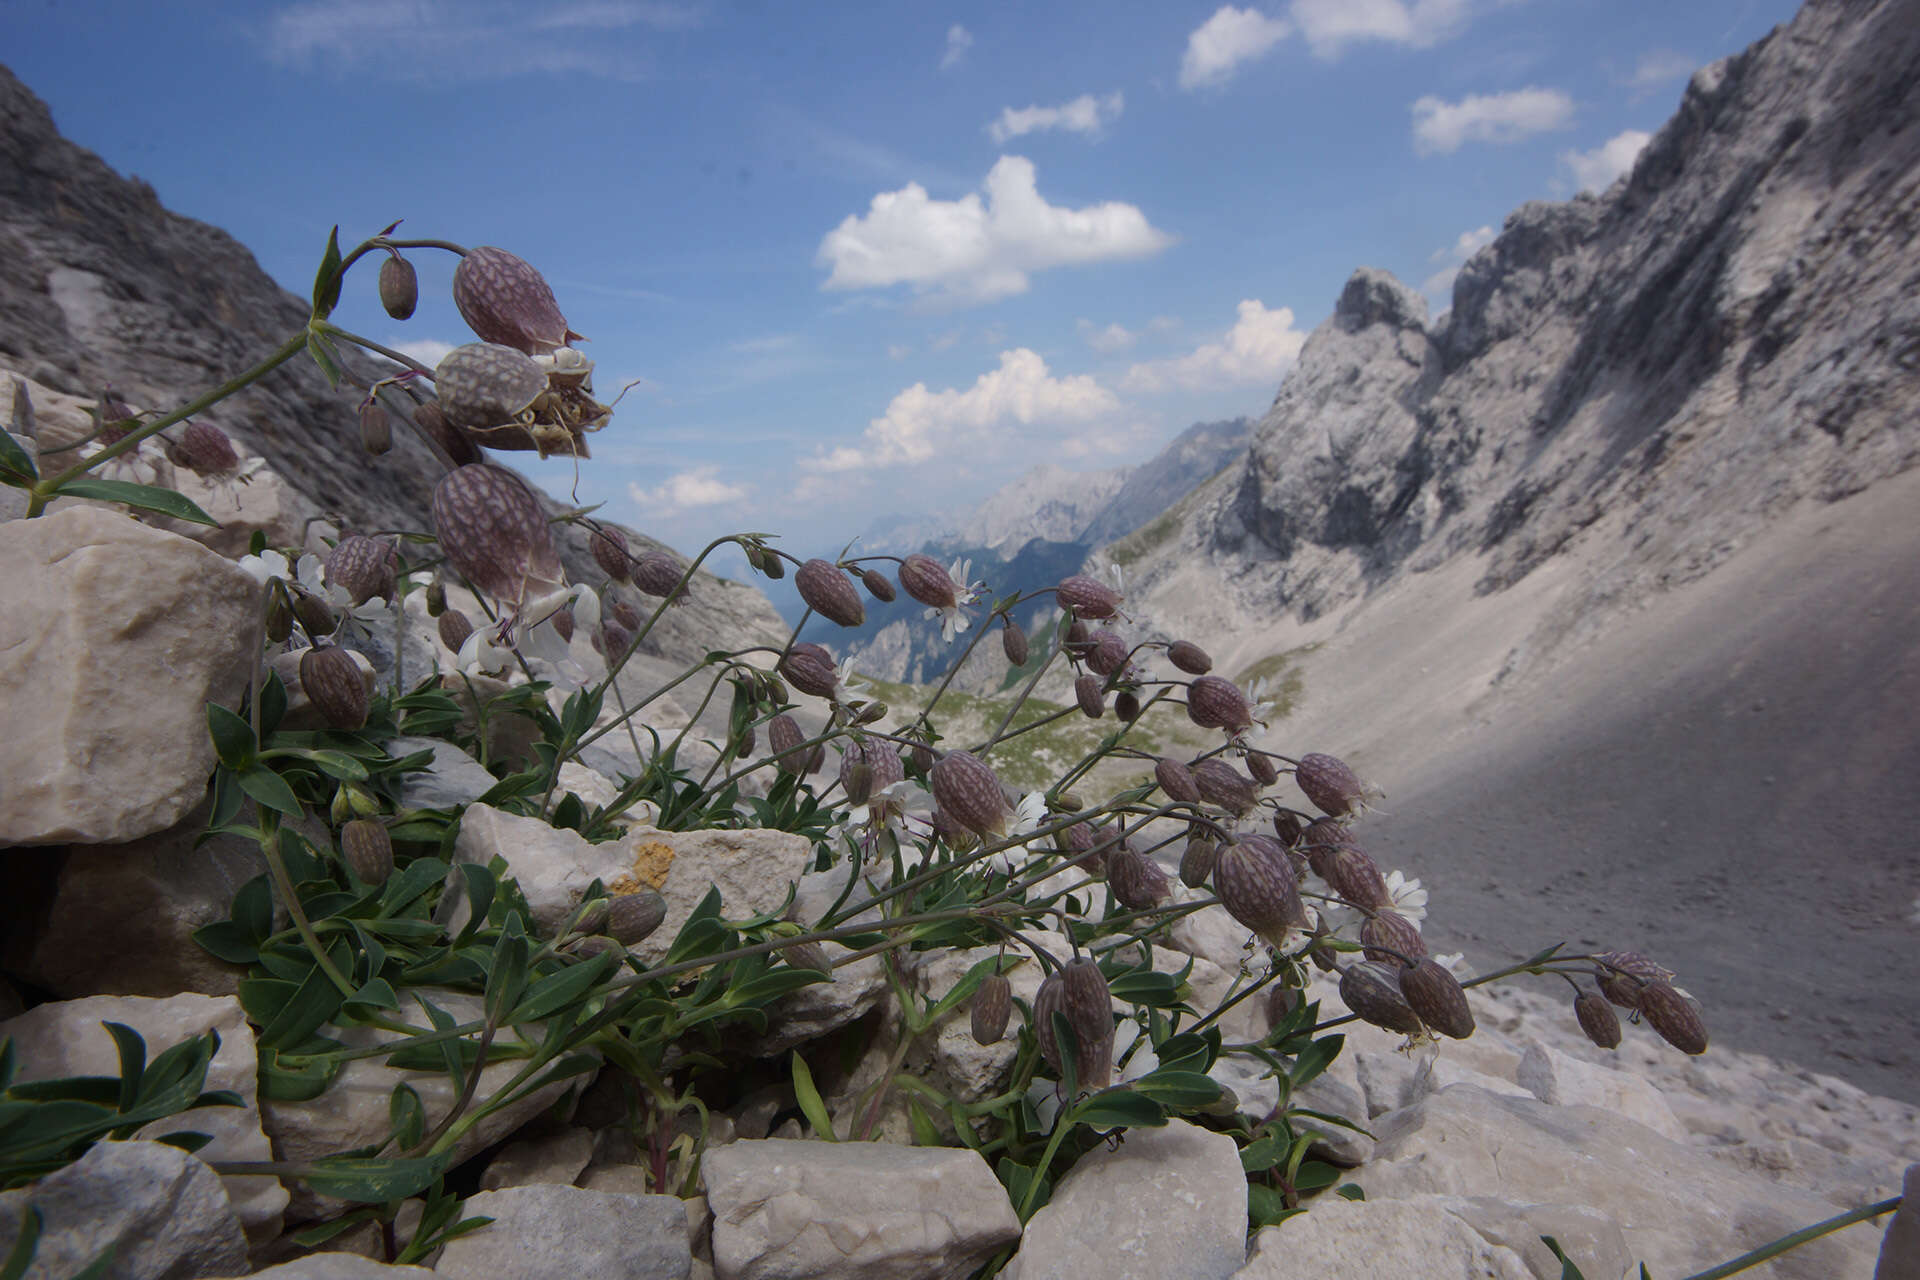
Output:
[4,224,1891,1280]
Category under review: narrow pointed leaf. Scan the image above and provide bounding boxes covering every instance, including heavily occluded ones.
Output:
[50,477,217,526]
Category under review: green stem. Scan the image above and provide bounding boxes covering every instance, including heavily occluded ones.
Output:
[258,824,357,998]
[27,330,307,516]
[1679,1197,1899,1280]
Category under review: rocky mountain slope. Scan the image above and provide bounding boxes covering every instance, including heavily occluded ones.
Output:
[1107,0,1920,1100]
[0,64,787,674]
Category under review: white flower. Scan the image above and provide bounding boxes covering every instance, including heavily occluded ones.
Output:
[1385,871,1428,925]
[924,558,984,645]
[1010,791,1049,835]
[833,656,870,704]
[238,549,292,586]
[837,779,913,851]
[1433,951,1466,975]
[453,584,605,692]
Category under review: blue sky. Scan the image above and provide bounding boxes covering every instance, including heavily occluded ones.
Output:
[8,0,1796,567]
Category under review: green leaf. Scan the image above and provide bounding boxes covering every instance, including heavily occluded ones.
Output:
[256,958,347,1051]
[451,863,496,945]
[0,429,37,484]
[289,1208,380,1249]
[301,750,370,782]
[1,1206,42,1280]
[306,330,344,387]
[311,226,344,318]
[259,671,288,737]
[298,1154,448,1203]
[389,1083,425,1151]
[726,968,828,1009]
[1292,1159,1341,1192]
[49,477,217,527]
[484,930,531,1027]
[1131,1069,1222,1110]
[232,875,275,944]
[344,979,399,1016]
[1540,1236,1590,1280]
[790,1052,836,1141]
[102,1023,146,1114]
[1289,1033,1344,1090]
[1070,1087,1166,1131]
[509,949,616,1024]
[206,704,256,771]
[996,1158,1053,1221]
[1335,1183,1365,1200]
[1106,967,1183,1008]
[1247,1183,1295,1229]
[1239,1129,1292,1174]
[236,766,303,818]
[257,1039,343,1102]
[379,858,450,916]
[0,1038,14,1091]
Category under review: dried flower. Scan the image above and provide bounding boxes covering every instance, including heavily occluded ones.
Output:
[451,245,581,355]
[796,558,866,628]
[431,463,565,622]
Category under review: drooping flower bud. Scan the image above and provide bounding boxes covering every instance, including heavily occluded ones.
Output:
[1214,836,1306,946]
[1056,821,1099,874]
[610,600,642,632]
[929,750,1010,839]
[326,534,399,606]
[632,551,688,603]
[1360,910,1427,964]
[1574,989,1622,1049]
[1595,951,1676,1010]
[1400,959,1474,1039]
[1033,971,1067,1076]
[782,941,832,975]
[95,388,136,444]
[1086,630,1127,677]
[591,527,631,582]
[595,620,633,660]
[1324,845,1391,911]
[414,399,482,467]
[839,738,904,806]
[1061,958,1116,1090]
[1272,810,1305,847]
[164,421,240,477]
[859,568,895,603]
[340,819,394,885]
[1178,835,1218,888]
[1055,574,1120,619]
[1154,757,1201,805]
[1167,640,1212,675]
[779,642,840,699]
[899,554,957,609]
[359,400,393,455]
[431,463,565,614]
[768,714,816,776]
[1295,753,1369,818]
[1113,689,1141,721]
[971,972,1012,1046]
[1191,758,1257,815]
[1107,841,1172,912]
[1246,750,1280,787]
[300,644,369,730]
[292,589,338,639]
[1339,962,1424,1036]
[1001,617,1029,667]
[378,253,418,320]
[264,589,293,644]
[601,891,668,946]
[931,807,980,853]
[1074,674,1104,719]
[1063,619,1091,658]
[434,342,548,431]
[1638,982,1708,1055]
[1186,676,1253,733]
[438,610,474,653]
[451,246,580,355]
[795,559,866,628]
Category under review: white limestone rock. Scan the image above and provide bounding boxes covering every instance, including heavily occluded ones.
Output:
[703,1138,1019,1280]
[621,826,816,969]
[1517,1037,1688,1142]
[1234,1195,1532,1280]
[433,1186,692,1280]
[480,1124,596,1191]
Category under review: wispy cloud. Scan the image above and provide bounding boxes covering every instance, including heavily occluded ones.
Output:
[1628,48,1696,91]
[627,464,748,515]
[988,92,1124,143]
[262,0,702,80]
[1290,0,1474,59]
[1078,319,1137,353]
[816,156,1174,306]
[1561,129,1651,194]
[1411,87,1574,154]
[1420,224,1495,304]
[940,23,973,70]
[1180,7,1292,90]
[1122,299,1305,392]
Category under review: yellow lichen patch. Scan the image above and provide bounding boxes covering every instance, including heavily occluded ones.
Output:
[625,839,676,890]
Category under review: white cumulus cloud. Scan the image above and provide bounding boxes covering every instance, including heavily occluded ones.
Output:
[988,92,1124,143]
[1180,7,1291,90]
[628,466,749,515]
[805,349,1120,472]
[941,23,973,70]
[1411,87,1574,155]
[1629,48,1696,91]
[1561,129,1652,194]
[382,337,458,370]
[1122,300,1306,392]
[1421,224,1496,302]
[815,155,1174,306]
[1078,319,1137,353]
[1290,0,1472,59]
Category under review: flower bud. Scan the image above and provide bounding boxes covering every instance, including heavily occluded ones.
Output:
[1272,810,1305,847]
[1179,835,1218,888]
[95,388,136,444]
[264,589,293,645]
[326,534,398,606]
[1106,841,1172,911]
[414,399,482,467]
[1339,962,1424,1036]
[1086,630,1127,677]
[1574,989,1622,1049]
[1167,640,1212,675]
[1214,836,1306,946]
[451,245,580,355]
[860,568,896,603]
[970,973,1013,1047]
[779,642,840,699]
[1595,951,1676,1010]
[595,620,634,660]
[1061,958,1116,1090]
[1400,958,1474,1039]
[1154,757,1201,805]
[1063,619,1091,657]
[1056,821,1099,874]
[164,421,240,476]
[1055,574,1120,619]
[359,400,393,455]
[839,738,903,806]
[1074,673,1104,719]
[633,551,688,603]
[768,714,817,776]
[435,342,548,430]
[340,819,394,885]
[550,605,575,643]
[899,554,957,609]
[293,588,338,639]
[1186,675,1253,733]
[1295,752,1369,817]
[431,463,564,612]
[782,941,833,976]
[795,559,866,628]
[300,644,369,730]
[1001,618,1029,667]
[931,808,979,853]
[1360,910,1426,964]
[378,254,418,320]
[1191,758,1257,815]
[1246,750,1280,787]
[930,750,1010,839]
[1324,845,1391,911]
[1638,982,1708,1055]
[1113,689,1141,721]
[603,891,668,945]
[438,609,473,653]
[1033,971,1067,1076]
[591,527,631,582]
[610,600,642,632]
